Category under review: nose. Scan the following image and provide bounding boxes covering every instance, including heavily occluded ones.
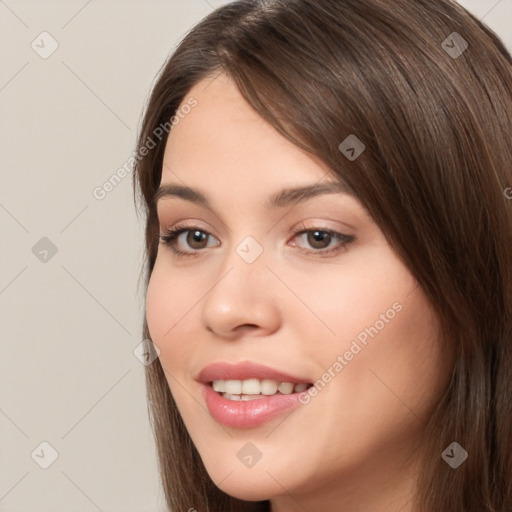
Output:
[201,248,282,340]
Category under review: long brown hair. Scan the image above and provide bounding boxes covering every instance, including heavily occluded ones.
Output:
[133,1,512,510]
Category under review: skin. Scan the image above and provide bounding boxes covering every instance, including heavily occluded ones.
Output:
[145,72,455,512]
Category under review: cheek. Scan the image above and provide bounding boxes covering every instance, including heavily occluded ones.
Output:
[280,247,418,365]
[145,265,170,344]
[287,247,448,420]
[145,262,197,366]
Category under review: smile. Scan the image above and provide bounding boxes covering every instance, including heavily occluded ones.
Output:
[197,362,313,428]
[211,378,311,400]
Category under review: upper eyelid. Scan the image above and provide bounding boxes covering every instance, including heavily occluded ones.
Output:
[155,190,364,233]
[161,223,344,236]
[157,211,216,239]
[156,203,362,234]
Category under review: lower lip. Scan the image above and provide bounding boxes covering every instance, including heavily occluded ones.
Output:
[201,383,306,428]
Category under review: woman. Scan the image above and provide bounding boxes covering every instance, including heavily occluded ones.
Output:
[133,0,512,510]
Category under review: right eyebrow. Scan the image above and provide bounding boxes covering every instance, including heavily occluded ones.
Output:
[154,184,210,207]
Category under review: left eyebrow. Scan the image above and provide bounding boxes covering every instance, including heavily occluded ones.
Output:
[265,181,355,209]
[154,181,355,209]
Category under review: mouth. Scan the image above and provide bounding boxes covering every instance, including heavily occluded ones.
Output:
[197,361,314,428]
[209,378,313,401]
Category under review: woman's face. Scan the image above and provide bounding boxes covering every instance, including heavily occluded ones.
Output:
[146,73,454,509]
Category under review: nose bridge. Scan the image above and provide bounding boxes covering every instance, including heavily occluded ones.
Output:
[200,233,280,336]
[207,233,268,307]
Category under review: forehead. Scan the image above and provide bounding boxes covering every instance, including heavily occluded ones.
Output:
[156,75,374,231]
[161,73,337,190]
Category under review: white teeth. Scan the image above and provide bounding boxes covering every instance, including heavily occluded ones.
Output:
[212,380,224,392]
[222,393,241,401]
[241,378,260,394]
[224,380,242,394]
[211,378,309,398]
[220,393,268,401]
[240,394,263,401]
[260,379,279,395]
[233,393,263,401]
[278,382,294,394]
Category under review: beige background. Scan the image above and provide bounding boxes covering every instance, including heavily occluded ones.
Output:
[0,1,510,511]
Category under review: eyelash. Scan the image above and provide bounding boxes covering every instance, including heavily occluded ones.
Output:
[159,223,355,259]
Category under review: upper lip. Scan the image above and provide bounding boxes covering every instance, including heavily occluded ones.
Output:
[196,361,311,384]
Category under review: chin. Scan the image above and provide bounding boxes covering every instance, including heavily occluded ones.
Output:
[198,455,284,501]
[215,478,278,502]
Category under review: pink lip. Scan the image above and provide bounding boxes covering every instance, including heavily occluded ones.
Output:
[197,362,311,428]
[196,361,311,384]
[201,383,306,428]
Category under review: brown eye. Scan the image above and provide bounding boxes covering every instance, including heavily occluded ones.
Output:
[290,228,355,256]
[159,226,220,256]
[186,230,209,249]
[307,230,332,249]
